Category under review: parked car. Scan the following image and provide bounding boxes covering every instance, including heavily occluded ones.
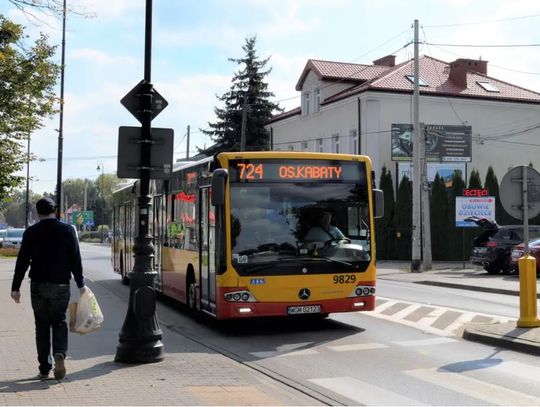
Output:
[466,216,540,274]
[510,238,540,274]
[0,229,6,248]
[2,228,25,249]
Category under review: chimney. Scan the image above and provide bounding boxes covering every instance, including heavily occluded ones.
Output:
[449,58,488,88]
[373,55,396,67]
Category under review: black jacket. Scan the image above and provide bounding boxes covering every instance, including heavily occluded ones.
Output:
[11,218,84,291]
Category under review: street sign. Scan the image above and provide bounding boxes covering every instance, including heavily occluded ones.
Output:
[121,80,168,124]
[117,126,174,179]
[72,211,94,226]
[455,196,496,227]
[500,166,540,220]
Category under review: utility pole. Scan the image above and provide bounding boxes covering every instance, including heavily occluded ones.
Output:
[55,0,66,220]
[421,125,432,269]
[83,179,88,233]
[411,19,422,272]
[186,125,190,159]
[240,92,249,151]
[25,132,31,228]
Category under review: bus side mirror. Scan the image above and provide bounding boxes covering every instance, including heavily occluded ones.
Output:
[211,169,228,207]
[373,189,384,219]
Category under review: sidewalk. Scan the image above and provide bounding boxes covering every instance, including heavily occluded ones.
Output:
[0,257,322,406]
[377,260,540,356]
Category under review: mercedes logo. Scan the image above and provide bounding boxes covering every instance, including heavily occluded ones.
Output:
[298,288,311,300]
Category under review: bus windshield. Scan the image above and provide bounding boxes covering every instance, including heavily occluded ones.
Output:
[230,181,371,276]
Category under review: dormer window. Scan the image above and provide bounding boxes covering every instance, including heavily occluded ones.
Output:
[302,92,310,116]
[477,81,500,92]
[405,75,429,87]
[314,88,321,113]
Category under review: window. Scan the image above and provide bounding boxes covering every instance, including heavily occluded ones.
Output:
[302,92,310,116]
[314,88,321,113]
[288,145,294,151]
[301,141,308,151]
[350,129,358,154]
[405,75,429,87]
[477,81,500,92]
[333,134,340,153]
[317,138,323,152]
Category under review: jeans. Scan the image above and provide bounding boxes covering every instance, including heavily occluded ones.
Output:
[30,282,71,374]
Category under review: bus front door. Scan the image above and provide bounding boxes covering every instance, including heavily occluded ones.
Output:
[199,187,217,314]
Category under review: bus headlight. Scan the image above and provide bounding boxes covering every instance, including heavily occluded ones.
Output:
[224,290,257,302]
[349,285,376,298]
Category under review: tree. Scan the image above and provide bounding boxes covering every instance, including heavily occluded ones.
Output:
[430,173,450,260]
[0,16,59,202]
[393,176,412,260]
[448,171,466,260]
[468,169,482,189]
[375,166,395,259]
[200,36,281,154]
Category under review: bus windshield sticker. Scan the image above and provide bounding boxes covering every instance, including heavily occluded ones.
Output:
[233,254,248,264]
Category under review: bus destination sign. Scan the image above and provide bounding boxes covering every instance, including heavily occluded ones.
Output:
[229,160,364,183]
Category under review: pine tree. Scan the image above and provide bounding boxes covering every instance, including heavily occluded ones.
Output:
[468,169,482,189]
[430,173,450,260]
[484,166,504,224]
[375,166,395,259]
[393,176,412,260]
[200,37,281,154]
[449,171,466,260]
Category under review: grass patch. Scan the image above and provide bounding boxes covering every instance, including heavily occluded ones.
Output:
[0,247,19,257]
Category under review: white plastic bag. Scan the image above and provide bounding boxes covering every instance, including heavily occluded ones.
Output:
[70,287,104,334]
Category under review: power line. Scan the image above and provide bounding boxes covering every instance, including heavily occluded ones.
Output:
[424,13,540,28]
[424,41,540,48]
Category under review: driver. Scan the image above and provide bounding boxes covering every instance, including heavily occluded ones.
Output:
[304,211,345,242]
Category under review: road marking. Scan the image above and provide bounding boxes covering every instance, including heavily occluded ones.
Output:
[309,376,425,406]
[327,343,388,352]
[392,337,457,347]
[406,367,540,405]
[366,297,512,337]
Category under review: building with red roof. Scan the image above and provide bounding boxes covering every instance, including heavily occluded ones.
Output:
[267,54,540,187]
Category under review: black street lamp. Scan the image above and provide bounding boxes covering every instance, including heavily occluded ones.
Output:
[25,132,31,228]
[55,0,66,219]
[96,162,104,243]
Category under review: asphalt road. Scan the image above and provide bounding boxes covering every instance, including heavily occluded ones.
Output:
[81,243,540,406]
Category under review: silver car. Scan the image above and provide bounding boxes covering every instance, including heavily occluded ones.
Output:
[3,228,25,249]
[0,229,6,248]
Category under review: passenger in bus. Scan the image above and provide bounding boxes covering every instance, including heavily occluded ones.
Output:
[304,211,345,242]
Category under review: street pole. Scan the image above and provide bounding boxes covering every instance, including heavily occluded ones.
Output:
[25,132,31,228]
[411,19,422,272]
[96,162,104,243]
[186,125,190,159]
[115,0,164,364]
[55,0,66,220]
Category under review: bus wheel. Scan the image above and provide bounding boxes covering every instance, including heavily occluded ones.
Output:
[187,281,197,312]
[120,255,129,285]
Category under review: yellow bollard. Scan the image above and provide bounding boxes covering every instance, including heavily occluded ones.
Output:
[517,254,540,328]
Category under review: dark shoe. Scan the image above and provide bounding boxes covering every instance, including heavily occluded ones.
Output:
[53,353,66,380]
[36,372,50,380]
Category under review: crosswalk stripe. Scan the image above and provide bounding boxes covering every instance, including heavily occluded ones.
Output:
[406,367,540,405]
[491,360,540,384]
[392,337,457,347]
[309,376,425,406]
[327,343,388,352]
[366,297,512,336]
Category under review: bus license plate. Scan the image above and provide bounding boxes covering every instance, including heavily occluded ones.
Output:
[287,305,321,315]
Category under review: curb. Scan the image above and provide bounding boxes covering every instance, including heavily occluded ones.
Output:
[463,325,540,356]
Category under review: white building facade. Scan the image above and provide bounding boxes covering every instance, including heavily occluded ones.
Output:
[267,56,540,188]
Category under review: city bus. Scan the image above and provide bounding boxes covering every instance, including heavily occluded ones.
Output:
[111,151,383,319]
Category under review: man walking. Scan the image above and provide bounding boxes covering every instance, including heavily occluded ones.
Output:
[10,197,85,380]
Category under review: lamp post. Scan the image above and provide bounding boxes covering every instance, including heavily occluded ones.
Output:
[55,0,67,219]
[25,132,31,228]
[96,162,104,243]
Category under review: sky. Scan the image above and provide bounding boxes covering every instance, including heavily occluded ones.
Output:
[3,0,540,195]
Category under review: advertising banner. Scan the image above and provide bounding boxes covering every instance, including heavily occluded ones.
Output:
[398,162,466,188]
[391,123,472,162]
[455,196,496,227]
